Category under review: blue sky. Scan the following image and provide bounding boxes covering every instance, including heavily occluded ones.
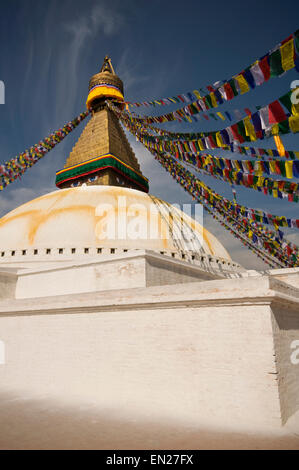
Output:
[0,0,298,268]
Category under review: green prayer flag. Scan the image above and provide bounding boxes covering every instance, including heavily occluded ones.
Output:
[228,79,238,96]
[278,160,286,177]
[237,120,250,141]
[269,49,284,77]
[279,90,292,114]
[278,119,290,134]
[205,94,213,109]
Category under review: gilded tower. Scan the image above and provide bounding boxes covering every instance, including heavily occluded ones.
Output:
[55,56,149,193]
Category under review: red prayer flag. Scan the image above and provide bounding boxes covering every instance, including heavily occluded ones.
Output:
[224,82,234,100]
[259,56,270,81]
[230,124,245,143]
[275,161,282,175]
[247,174,254,185]
[268,100,287,124]
[208,135,217,148]
[278,180,285,190]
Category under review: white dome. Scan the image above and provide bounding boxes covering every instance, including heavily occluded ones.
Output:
[0,186,231,260]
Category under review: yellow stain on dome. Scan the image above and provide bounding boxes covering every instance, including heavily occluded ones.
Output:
[202,228,214,256]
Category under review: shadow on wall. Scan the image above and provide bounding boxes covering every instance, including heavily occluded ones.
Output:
[0,391,298,450]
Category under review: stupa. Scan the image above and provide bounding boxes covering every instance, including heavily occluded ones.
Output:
[0,58,298,449]
[0,56,243,293]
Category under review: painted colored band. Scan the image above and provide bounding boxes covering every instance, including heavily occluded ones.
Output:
[86,85,124,109]
[55,154,149,192]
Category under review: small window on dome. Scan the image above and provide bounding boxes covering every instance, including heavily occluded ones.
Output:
[11,251,15,257]
[34,250,38,255]
[46,249,51,255]
[59,249,63,255]
[110,248,115,254]
[22,250,27,256]
[84,248,89,254]
[72,248,76,254]
[97,248,102,254]
[1,252,4,257]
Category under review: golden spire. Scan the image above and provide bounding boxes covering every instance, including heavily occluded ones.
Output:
[55,58,149,193]
[100,55,116,74]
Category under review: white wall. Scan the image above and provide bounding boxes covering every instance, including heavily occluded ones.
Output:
[1,276,297,429]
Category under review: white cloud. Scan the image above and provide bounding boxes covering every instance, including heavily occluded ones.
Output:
[0,186,53,218]
[55,3,124,123]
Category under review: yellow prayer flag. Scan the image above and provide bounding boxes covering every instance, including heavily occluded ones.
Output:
[267,149,273,157]
[285,160,294,179]
[210,92,217,108]
[282,217,288,227]
[215,157,222,169]
[269,161,277,174]
[243,116,256,141]
[280,39,295,72]
[273,135,285,156]
[254,161,263,175]
[272,189,278,198]
[291,92,299,116]
[215,132,224,147]
[257,176,264,187]
[289,115,299,133]
[294,151,299,159]
[198,140,204,151]
[193,90,202,100]
[234,74,250,94]
[216,112,225,120]
[271,123,279,135]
